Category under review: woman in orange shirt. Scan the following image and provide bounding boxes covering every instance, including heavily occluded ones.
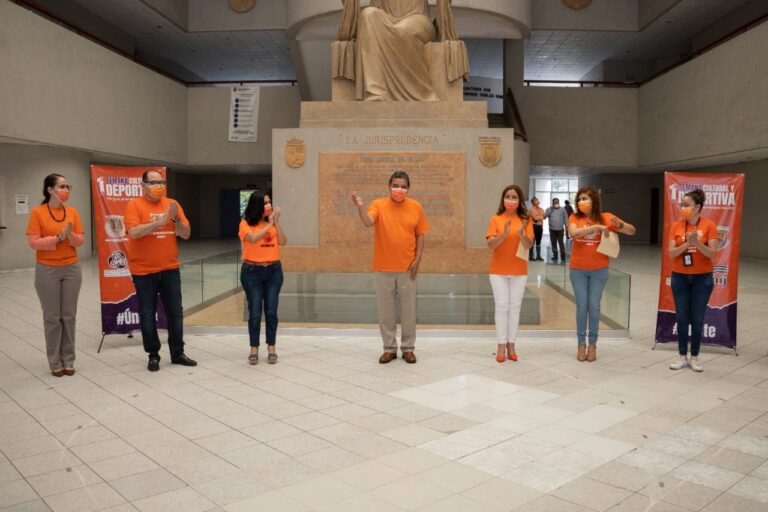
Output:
[667,189,718,373]
[568,186,635,362]
[239,192,286,365]
[26,174,85,377]
[486,185,534,362]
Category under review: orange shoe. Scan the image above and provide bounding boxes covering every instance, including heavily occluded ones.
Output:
[508,352,518,362]
[507,343,518,361]
[496,345,506,363]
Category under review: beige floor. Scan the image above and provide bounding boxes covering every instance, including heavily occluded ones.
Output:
[0,244,767,512]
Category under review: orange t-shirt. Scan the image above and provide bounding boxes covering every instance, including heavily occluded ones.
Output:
[368,197,429,272]
[569,212,622,271]
[669,218,719,274]
[486,214,534,275]
[239,220,280,263]
[124,196,189,275]
[26,204,84,266]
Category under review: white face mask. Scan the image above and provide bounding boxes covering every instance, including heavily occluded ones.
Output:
[554,204,560,209]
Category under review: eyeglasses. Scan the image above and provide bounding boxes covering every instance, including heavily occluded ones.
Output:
[56,185,73,190]
[144,180,166,186]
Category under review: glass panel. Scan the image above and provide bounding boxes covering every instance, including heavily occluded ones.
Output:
[569,179,579,191]
[552,179,569,192]
[535,178,551,192]
[536,192,551,208]
[202,251,240,303]
[180,260,203,310]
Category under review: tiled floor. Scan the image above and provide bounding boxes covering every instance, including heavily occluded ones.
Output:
[1,244,767,512]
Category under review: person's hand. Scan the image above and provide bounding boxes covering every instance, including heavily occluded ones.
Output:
[517,219,527,238]
[686,231,699,244]
[272,206,282,224]
[408,258,421,281]
[502,220,511,237]
[59,222,72,241]
[167,201,179,220]
[610,217,622,229]
[351,191,364,207]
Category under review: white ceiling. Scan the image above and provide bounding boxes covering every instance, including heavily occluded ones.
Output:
[66,0,754,82]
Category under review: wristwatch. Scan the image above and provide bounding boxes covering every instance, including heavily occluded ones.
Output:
[171,217,180,223]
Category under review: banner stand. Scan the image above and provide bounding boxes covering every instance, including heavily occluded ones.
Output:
[654,172,744,354]
[97,333,134,354]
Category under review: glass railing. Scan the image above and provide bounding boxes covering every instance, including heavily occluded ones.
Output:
[181,246,630,332]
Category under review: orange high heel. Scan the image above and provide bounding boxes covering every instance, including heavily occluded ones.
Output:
[507,343,518,361]
[496,345,506,363]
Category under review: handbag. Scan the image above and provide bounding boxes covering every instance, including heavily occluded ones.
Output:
[596,229,620,258]
[516,236,529,261]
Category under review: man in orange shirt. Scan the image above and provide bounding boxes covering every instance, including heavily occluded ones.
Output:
[124,170,196,372]
[351,171,429,364]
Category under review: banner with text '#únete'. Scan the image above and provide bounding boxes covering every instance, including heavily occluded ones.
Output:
[91,166,167,338]
[655,172,744,350]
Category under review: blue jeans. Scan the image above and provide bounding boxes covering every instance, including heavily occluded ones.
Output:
[671,272,714,357]
[569,267,609,345]
[241,262,284,347]
[132,268,184,359]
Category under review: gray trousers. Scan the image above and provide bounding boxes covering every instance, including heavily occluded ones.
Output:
[34,263,82,370]
[374,272,417,353]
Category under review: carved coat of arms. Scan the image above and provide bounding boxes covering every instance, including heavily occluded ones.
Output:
[284,137,305,168]
[479,137,502,168]
[562,0,592,10]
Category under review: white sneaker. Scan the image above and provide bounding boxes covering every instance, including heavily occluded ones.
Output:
[690,357,703,372]
[670,357,689,370]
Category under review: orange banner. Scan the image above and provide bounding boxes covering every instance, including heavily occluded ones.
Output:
[655,172,744,349]
[91,165,167,334]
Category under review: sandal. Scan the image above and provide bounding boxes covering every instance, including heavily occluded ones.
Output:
[507,343,518,362]
[267,352,278,364]
[63,368,75,376]
[248,350,258,365]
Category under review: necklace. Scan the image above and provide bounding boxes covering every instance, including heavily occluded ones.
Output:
[47,203,66,222]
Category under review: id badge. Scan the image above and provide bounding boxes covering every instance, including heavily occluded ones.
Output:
[683,253,693,267]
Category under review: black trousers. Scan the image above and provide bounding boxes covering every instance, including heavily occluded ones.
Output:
[550,229,566,261]
[530,224,543,259]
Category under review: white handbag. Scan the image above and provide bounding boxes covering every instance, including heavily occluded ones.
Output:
[596,229,620,258]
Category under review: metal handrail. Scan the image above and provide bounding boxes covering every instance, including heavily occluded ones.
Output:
[504,88,528,142]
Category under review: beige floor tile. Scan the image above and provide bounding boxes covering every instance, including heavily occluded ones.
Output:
[70,438,136,464]
[87,453,159,481]
[419,461,493,492]
[371,476,453,511]
[109,468,186,502]
[294,446,366,473]
[0,498,55,512]
[587,460,665,492]
[694,446,765,474]
[315,494,406,512]
[416,494,498,512]
[0,459,22,484]
[13,449,83,478]
[502,463,581,494]
[0,479,39,508]
[192,472,271,506]
[43,482,125,512]
[461,477,542,511]
[728,476,768,504]
[553,477,634,512]
[376,448,450,475]
[332,460,407,491]
[194,430,258,454]
[133,487,217,512]
[241,420,303,442]
[166,456,241,485]
[270,432,332,457]
[607,493,687,512]
[643,476,722,511]
[224,489,309,512]
[169,419,232,440]
[515,494,592,512]
[670,461,744,491]
[281,475,361,509]
[27,464,102,497]
[2,435,66,460]
[380,424,445,446]
[701,492,768,512]
[56,426,117,448]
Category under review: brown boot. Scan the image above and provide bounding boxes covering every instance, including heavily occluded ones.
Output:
[587,344,597,362]
[402,352,417,364]
[379,352,397,364]
[577,345,587,362]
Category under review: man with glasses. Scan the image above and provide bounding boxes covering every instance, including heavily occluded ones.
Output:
[124,169,197,371]
[351,171,428,364]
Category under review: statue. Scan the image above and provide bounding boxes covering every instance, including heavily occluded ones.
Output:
[333,0,469,101]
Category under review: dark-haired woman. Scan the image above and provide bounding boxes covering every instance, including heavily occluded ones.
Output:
[26,174,84,377]
[239,192,286,365]
[668,189,718,373]
[486,185,533,362]
[568,186,635,362]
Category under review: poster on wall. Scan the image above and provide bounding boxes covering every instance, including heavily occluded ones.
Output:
[228,87,259,142]
[655,172,744,350]
[91,165,167,338]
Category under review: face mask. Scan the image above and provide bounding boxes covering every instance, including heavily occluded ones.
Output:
[578,199,591,214]
[263,204,273,217]
[680,206,694,220]
[391,188,407,201]
[55,189,70,203]
[148,185,165,199]
[503,199,519,212]
[553,204,560,209]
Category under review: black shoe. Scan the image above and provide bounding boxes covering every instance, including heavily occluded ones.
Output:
[148,356,160,372]
[536,257,544,261]
[171,354,197,367]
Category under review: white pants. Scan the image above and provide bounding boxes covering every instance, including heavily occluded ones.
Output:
[489,274,527,344]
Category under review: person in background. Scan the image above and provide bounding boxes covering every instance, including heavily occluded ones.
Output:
[528,197,545,261]
[568,186,636,362]
[124,170,197,372]
[351,170,428,364]
[546,197,569,264]
[667,189,718,373]
[486,185,534,362]
[27,174,84,377]
[564,200,575,239]
[239,192,286,365]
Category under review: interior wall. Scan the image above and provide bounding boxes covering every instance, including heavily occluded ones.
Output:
[0,144,93,271]
[0,1,188,165]
[167,171,201,238]
[187,86,302,166]
[532,0,638,31]
[197,174,271,238]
